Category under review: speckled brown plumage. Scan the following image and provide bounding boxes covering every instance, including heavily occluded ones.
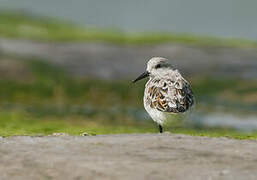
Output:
[146,76,194,113]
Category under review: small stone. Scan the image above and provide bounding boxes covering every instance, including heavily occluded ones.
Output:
[52,133,68,137]
[219,170,230,175]
[80,132,96,136]
[81,132,89,136]
[163,131,171,135]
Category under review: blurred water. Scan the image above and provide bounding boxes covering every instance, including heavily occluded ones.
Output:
[199,113,257,131]
[187,110,257,132]
[1,0,257,39]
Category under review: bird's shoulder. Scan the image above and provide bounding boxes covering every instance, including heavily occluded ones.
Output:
[145,70,194,113]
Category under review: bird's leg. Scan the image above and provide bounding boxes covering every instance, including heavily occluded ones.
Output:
[158,124,163,133]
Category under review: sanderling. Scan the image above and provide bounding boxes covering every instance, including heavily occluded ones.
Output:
[133,57,194,133]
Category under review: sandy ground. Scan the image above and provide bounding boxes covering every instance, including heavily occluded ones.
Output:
[0,134,256,180]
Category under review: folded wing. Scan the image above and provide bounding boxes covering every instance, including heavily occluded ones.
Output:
[147,74,194,113]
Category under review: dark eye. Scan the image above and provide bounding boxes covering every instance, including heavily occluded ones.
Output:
[155,64,161,69]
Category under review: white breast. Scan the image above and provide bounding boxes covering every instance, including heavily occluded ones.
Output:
[143,80,166,125]
[144,103,166,125]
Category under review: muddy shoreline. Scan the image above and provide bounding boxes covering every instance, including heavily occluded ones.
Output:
[0,38,256,79]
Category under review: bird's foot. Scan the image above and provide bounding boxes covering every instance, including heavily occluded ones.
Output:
[158,124,163,133]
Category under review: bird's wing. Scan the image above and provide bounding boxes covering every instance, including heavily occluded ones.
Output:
[147,72,194,113]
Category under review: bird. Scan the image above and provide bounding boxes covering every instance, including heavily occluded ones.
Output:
[133,57,194,133]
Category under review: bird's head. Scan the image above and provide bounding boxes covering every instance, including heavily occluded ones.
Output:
[133,57,171,83]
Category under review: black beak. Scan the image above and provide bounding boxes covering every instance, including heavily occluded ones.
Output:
[132,71,149,83]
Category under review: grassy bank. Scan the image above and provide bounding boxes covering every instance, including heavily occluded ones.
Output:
[1,109,257,139]
[0,57,256,139]
[1,11,257,47]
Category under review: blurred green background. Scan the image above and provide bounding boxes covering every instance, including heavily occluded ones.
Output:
[0,1,256,138]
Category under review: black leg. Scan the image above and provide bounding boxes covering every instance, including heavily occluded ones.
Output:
[158,124,163,133]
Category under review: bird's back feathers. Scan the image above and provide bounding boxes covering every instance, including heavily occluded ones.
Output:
[145,70,194,113]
